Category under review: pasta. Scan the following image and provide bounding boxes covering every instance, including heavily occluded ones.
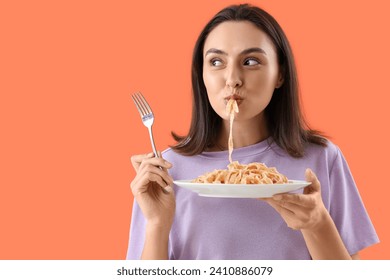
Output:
[192,98,289,184]
[226,99,239,163]
[193,161,288,184]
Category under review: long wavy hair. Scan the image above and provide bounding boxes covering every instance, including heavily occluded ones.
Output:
[171,4,327,158]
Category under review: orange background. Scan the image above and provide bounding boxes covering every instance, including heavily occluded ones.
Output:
[0,0,389,259]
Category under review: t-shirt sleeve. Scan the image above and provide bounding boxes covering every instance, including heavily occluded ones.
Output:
[126,199,146,259]
[328,147,379,255]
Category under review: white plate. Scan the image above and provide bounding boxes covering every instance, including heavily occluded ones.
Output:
[173,180,311,198]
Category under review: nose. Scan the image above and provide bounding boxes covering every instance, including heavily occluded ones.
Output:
[225,65,242,89]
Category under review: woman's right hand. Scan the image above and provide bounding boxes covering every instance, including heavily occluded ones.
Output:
[130,152,175,228]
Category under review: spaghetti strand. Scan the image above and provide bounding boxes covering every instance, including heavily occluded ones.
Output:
[193,98,289,184]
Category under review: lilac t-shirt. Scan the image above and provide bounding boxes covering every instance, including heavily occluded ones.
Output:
[127,139,379,259]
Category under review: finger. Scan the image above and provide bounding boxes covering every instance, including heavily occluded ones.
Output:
[138,157,174,187]
[131,152,154,171]
[272,193,317,208]
[262,197,295,216]
[162,185,175,195]
[261,198,282,214]
[138,164,174,186]
[157,151,169,173]
[304,168,321,194]
[262,198,305,230]
[131,173,168,196]
[275,200,314,218]
[139,156,173,171]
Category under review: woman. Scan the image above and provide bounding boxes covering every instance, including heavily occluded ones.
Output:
[127,4,378,259]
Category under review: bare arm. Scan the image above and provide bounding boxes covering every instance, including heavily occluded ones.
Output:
[141,224,171,260]
[301,211,351,259]
[351,253,360,259]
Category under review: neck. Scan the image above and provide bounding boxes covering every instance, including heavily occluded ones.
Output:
[215,112,269,150]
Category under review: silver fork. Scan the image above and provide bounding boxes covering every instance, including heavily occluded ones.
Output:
[131,92,160,158]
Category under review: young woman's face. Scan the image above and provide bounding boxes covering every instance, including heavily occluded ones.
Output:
[203,20,283,121]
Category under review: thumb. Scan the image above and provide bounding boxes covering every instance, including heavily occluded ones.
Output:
[305,168,321,193]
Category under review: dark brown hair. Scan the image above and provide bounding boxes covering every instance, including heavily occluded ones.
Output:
[171,4,327,157]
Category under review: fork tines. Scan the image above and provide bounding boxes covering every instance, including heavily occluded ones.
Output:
[131,92,153,117]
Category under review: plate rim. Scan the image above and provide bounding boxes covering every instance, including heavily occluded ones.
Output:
[173,179,310,188]
[173,179,311,198]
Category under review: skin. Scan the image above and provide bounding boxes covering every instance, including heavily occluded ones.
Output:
[130,20,360,260]
[203,21,283,151]
[130,152,174,259]
[262,169,359,259]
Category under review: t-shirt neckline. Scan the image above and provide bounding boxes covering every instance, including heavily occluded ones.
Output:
[199,137,274,159]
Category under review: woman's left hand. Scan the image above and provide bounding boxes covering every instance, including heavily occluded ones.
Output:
[260,169,328,231]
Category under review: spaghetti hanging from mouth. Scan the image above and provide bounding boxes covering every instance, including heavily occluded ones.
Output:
[192,99,289,184]
[226,99,239,163]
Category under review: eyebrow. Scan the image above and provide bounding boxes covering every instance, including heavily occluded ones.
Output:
[204,47,267,57]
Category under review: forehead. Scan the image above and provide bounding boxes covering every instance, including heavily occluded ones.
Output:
[203,20,276,55]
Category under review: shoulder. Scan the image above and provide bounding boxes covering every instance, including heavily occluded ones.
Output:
[304,139,340,162]
[161,147,190,164]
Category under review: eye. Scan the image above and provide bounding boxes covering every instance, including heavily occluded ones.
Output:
[244,58,260,66]
[210,58,223,67]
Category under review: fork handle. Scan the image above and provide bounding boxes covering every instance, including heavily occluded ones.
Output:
[147,126,160,158]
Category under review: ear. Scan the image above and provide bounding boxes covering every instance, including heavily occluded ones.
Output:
[275,71,284,89]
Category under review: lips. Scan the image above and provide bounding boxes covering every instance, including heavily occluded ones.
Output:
[225,94,242,100]
[224,94,243,105]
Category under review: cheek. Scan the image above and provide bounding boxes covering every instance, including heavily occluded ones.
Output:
[203,72,223,94]
[238,75,276,118]
[207,93,227,119]
[247,78,275,108]
[204,89,228,119]
[245,72,279,107]
[248,72,276,90]
[203,72,227,115]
